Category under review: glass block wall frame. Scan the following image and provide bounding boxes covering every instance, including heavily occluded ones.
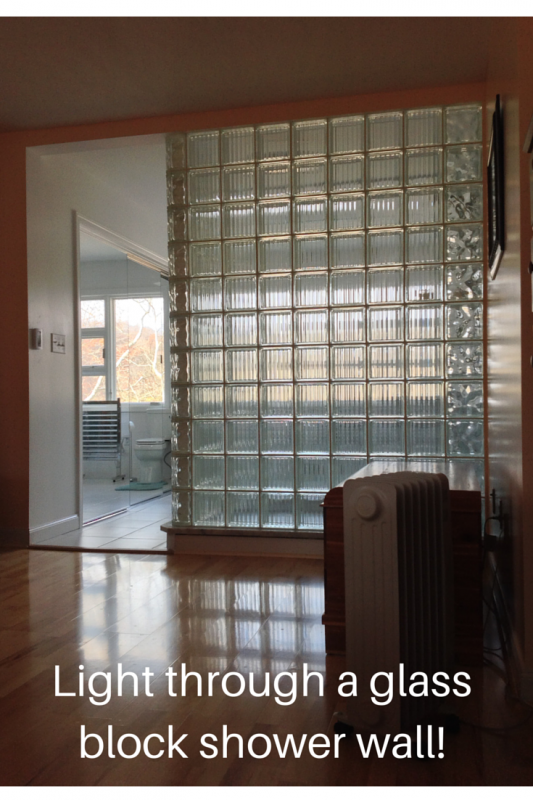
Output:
[166,104,485,533]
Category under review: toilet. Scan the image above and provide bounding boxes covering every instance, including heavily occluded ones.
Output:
[134,408,171,484]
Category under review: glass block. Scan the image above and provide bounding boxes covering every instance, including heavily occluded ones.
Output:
[259,311,292,345]
[331,383,366,417]
[368,306,403,341]
[191,313,223,348]
[368,382,404,417]
[170,350,190,384]
[295,383,329,417]
[296,457,330,492]
[367,229,403,266]
[330,155,364,193]
[294,272,328,307]
[261,492,295,529]
[227,492,259,528]
[172,455,191,488]
[260,420,294,454]
[369,344,404,379]
[295,309,329,344]
[223,239,256,274]
[225,312,257,347]
[191,350,223,383]
[227,456,259,490]
[260,384,293,417]
[405,148,443,186]
[258,237,292,272]
[406,382,444,417]
[170,315,189,348]
[222,165,255,202]
[330,270,365,306]
[367,152,403,189]
[367,112,403,151]
[295,347,329,381]
[407,420,445,456]
[188,168,220,204]
[447,420,484,456]
[189,205,221,241]
[193,491,225,527]
[330,232,365,269]
[331,420,367,455]
[257,200,291,236]
[406,304,443,340]
[445,263,483,300]
[445,105,482,144]
[446,342,483,378]
[261,457,294,491]
[219,126,254,165]
[368,419,405,456]
[172,491,191,526]
[226,420,259,454]
[225,348,258,382]
[367,268,403,304]
[256,123,291,161]
[293,197,328,233]
[445,183,483,222]
[446,224,483,261]
[168,207,188,241]
[407,343,443,378]
[296,493,326,531]
[330,308,365,343]
[293,158,327,196]
[187,130,220,168]
[168,242,189,278]
[406,108,442,147]
[405,265,443,302]
[172,421,191,453]
[367,191,403,229]
[193,455,225,490]
[406,187,443,226]
[331,345,366,380]
[258,274,292,309]
[225,385,258,418]
[257,161,291,199]
[446,145,482,183]
[330,193,365,231]
[224,276,257,310]
[191,277,222,312]
[259,347,293,382]
[295,419,329,454]
[172,386,192,418]
[330,115,365,154]
[293,235,328,271]
[447,381,483,418]
[191,385,224,418]
[192,420,224,453]
[293,119,327,157]
[189,242,222,277]
[445,303,483,340]
[332,457,367,486]
[406,226,442,264]
[222,202,255,239]
[166,133,186,170]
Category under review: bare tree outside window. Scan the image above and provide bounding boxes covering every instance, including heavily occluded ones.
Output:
[115,297,165,403]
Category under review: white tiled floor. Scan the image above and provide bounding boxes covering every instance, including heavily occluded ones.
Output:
[35,493,172,552]
[83,478,167,523]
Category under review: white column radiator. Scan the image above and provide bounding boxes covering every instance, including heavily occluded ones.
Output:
[342,471,454,735]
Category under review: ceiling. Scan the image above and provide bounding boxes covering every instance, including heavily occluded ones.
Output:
[0,17,493,133]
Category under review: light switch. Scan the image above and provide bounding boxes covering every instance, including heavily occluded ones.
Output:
[51,333,66,354]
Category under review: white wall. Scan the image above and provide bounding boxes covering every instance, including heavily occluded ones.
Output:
[26,135,167,536]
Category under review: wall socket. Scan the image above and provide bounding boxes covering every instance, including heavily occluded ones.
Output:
[51,333,66,354]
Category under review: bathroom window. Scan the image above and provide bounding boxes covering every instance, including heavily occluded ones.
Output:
[81,299,107,401]
[114,297,165,404]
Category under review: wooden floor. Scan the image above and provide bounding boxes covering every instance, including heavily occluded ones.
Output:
[0,547,532,786]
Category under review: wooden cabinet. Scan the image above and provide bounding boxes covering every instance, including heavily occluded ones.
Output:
[322,461,483,667]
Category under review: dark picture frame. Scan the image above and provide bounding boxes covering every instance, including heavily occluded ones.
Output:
[488,94,505,279]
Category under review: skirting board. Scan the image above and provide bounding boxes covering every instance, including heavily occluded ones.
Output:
[29,514,80,545]
[0,528,29,548]
[167,532,323,558]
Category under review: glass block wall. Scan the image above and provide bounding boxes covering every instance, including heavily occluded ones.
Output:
[166,103,485,533]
